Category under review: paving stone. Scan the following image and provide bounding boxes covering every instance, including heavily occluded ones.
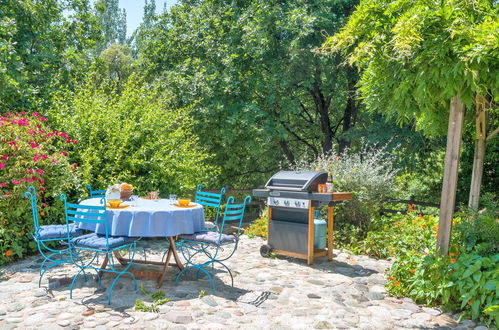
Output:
[474,326,487,330]
[6,304,23,313]
[422,306,442,315]
[365,291,384,300]
[201,296,218,307]
[460,320,476,327]
[307,293,321,299]
[314,321,333,329]
[24,313,47,326]
[0,310,6,316]
[165,311,193,324]
[144,313,159,321]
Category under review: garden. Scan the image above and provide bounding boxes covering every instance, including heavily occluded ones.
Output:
[1,0,498,329]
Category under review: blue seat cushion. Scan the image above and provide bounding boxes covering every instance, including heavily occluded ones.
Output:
[181,231,236,246]
[36,223,83,240]
[70,233,136,250]
[204,221,216,230]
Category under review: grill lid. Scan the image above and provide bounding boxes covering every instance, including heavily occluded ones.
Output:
[265,171,328,192]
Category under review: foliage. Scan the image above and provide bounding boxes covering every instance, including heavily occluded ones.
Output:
[295,144,399,227]
[453,198,499,256]
[140,0,359,186]
[134,289,170,312]
[388,251,498,325]
[384,210,499,325]
[94,0,127,53]
[345,212,439,259]
[49,74,219,197]
[0,112,81,264]
[0,0,100,112]
[323,0,499,135]
[245,208,269,239]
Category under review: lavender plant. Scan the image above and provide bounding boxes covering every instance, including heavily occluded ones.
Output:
[294,143,399,228]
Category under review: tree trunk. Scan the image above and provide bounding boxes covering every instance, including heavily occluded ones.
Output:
[436,94,465,255]
[279,140,296,166]
[468,94,488,208]
[339,68,358,153]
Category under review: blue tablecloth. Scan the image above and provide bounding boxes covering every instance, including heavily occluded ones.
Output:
[76,198,205,237]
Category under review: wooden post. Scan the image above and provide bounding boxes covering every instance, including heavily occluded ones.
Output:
[327,206,334,260]
[468,94,488,208]
[307,206,315,265]
[437,94,465,255]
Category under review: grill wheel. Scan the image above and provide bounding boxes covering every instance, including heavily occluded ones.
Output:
[260,244,272,258]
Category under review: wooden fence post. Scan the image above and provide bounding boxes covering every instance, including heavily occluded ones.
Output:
[437,94,465,255]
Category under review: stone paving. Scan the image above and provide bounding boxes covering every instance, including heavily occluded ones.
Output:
[0,236,490,330]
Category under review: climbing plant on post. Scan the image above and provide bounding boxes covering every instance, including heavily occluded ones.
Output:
[322,0,499,254]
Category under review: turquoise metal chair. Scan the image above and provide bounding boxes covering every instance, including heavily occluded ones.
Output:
[195,184,226,231]
[24,186,84,287]
[60,194,138,305]
[87,184,106,198]
[176,196,251,292]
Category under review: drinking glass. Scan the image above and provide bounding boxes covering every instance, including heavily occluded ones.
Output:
[169,194,177,205]
[129,195,138,207]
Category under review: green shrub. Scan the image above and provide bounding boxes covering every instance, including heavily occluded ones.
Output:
[386,211,499,326]
[344,212,438,259]
[245,207,269,239]
[49,74,219,197]
[0,112,81,264]
[295,144,399,228]
[388,251,498,326]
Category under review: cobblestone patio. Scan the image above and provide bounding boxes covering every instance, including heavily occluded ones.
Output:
[0,236,489,330]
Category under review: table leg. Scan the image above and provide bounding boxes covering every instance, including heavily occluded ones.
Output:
[157,237,184,288]
[113,250,129,266]
[97,254,109,280]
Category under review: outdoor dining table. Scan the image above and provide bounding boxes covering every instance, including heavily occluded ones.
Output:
[77,198,205,287]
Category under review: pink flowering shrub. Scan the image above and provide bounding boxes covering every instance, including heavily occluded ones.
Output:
[0,112,81,264]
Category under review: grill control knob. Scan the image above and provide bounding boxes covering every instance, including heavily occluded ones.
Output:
[295,201,301,207]
[273,199,279,205]
[284,200,290,206]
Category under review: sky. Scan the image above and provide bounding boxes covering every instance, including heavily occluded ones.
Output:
[91,0,178,36]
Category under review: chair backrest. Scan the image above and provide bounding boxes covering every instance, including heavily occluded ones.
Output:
[87,184,106,198]
[219,196,252,238]
[24,186,40,235]
[60,194,109,249]
[194,184,226,225]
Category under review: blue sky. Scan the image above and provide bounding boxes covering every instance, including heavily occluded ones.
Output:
[91,0,178,36]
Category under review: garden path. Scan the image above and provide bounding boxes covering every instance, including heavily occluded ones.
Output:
[0,236,488,330]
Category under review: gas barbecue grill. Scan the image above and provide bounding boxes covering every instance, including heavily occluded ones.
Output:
[253,171,352,265]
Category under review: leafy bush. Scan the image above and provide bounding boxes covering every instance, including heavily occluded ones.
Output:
[343,212,439,259]
[0,112,81,264]
[295,144,399,228]
[386,210,499,325]
[388,251,498,326]
[49,75,219,197]
[453,194,499,256]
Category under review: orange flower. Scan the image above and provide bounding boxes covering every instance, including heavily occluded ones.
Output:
[470,217,474,222]
[389,277,394,281]
[449,252,456,256]
[408,204,414,212]
[432,225,438,231]
[394,281,400,287]
[467,301,471,305]
[410,269,415,274]
[5,250,12,257]
[40,211,45,216]
[450,258,456,263]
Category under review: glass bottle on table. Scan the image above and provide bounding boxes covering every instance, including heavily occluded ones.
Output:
[326,172,333,193]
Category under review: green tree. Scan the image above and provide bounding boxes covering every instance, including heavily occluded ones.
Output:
[140,0,359,185]
[323,0,499,253]
[49,74,219,195]
[0,0,99,112]
[94,0,127,53]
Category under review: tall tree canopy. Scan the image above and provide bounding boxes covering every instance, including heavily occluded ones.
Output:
[323,0,498,135]
[140,0,358,185]
[0,0,99,112]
